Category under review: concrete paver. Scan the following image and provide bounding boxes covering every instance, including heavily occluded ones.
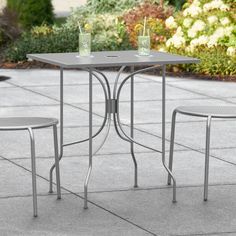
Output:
[1,68,236,236]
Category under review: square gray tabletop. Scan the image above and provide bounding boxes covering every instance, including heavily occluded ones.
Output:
[27,50,199,69]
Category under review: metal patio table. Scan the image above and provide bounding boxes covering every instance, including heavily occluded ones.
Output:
[27,50,199,209]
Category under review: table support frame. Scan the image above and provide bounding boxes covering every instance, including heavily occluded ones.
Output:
[49,65,176,208]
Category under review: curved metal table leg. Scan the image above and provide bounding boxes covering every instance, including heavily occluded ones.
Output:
[28,128,38,217]
[53,124,61,199]
[204,116,211,201]
[161,65,176,203]
[168,110,177,185]
[84,68,93,209]
[114,65,176,202]
[49,68,64,193]
[130,66,138,187]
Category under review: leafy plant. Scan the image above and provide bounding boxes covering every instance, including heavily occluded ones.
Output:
[4,26,78,62]
[7,0,54,29]
[163,0,236,76]
[123,1,173,47]
[86,0,140,14]
[0,7,21,46]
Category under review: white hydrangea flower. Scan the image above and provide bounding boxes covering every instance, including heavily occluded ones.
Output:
[226,47,236,57]
[214,27,226,38]
[198,35,209,44]
[225,26,234,36]
[186,45,195,53]
[165,16,177,29]
[220,4,230,11]
[183,5,202,17]
[166,28,185,48]
[188,20,206,38]
[190,35,208,47]
[220,17,230,25]
[159,47,166,52]
[188,28,197,38]
[193,20,206,31]
[175,26,184,36]
[183,18,193,28]
[192,0,201,6]
[207,35,218,47]
[203,0,229,12]
[207,16,218,25]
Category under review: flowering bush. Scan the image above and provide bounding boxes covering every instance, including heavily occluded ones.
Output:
[123,1,173,48]
[65,11,132,51]
[164,0,236,76]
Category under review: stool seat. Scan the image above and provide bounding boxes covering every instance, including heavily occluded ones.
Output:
[175,106,236,118]
[0,117,58,130]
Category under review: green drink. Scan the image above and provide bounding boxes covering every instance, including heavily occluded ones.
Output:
[79,33,91,57]
[138,36,150,56]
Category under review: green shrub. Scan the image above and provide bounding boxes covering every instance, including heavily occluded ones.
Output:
[7,0,54,29]
[4,26,78,62]
[86,0,140,14]
[163,0,236,76]
[0,7,21,46]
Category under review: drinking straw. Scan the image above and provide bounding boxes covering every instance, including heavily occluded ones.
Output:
[143,16,147,36]
[78,21,83,34]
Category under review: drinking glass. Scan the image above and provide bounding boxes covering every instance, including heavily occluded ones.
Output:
[79,33,91,57]
[138,35,150,56]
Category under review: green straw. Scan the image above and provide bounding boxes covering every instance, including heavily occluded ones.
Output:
[78,21,83,34]
[143,16,147,36]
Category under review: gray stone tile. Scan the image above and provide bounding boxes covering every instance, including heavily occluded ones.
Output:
[0,125,184,160]
[0,194,150,236]
[168,79,236,99]
[13,150,236,194]
[0,104,102,125]
[0,159,50,197]
[1,69,150,87]
[79,98,229,124]
[0,87,57,106]
[137,119,236,151]
[90,185,236,236]
[211,148,236,165]
[0,81,13,88]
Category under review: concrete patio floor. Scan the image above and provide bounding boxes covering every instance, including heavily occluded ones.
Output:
[1,68,236,236]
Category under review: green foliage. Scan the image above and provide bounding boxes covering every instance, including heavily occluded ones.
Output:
[0,7,21,46]
[4,26,77,62]
[86,0,140,14]
[7,0,54,29]
[169,46,236,76]
[167,0,186,10]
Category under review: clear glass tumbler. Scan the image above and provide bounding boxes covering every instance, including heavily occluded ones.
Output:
[138,35,150,56]
[79,33,91,57]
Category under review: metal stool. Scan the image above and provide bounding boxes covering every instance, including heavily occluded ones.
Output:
[0,117,61,217]
[167,106,236,201]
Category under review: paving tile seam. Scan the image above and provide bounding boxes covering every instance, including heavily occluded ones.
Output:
[0,154,157,236]
[136,74,189,82]
[6,80,106,120]
[1,179,236,200]
[130,125,236,167]
[139,74,236,107]
[2,144,236,162]
[0,96,217,109]
[163,82,236,106]
[17,80,155,88]
[172,231,236,236]
[1,152,236,236]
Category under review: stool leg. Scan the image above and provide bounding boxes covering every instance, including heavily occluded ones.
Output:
[204,116,211,201]
[168,110,177,185]
[28,128,37,217]
[53,125,61,199]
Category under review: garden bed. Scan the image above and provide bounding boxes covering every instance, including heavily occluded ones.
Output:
[1,60,235,82]
[0,0,235,79]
